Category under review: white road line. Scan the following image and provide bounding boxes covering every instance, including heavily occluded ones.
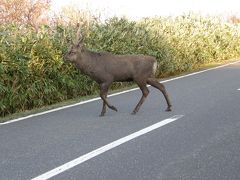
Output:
[0,97,101,125]
[1,60,240,126]
[238,88,240,91]
[31,115,184,180]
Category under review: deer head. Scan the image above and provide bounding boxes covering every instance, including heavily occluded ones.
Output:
[64,24,84,63]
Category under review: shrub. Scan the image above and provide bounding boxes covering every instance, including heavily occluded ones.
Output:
[1,14,240,117]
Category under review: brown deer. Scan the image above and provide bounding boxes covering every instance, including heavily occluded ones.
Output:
[64,33,172,116]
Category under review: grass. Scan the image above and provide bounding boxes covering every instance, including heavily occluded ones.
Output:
[2,15,240,117]
[1,58,238,124]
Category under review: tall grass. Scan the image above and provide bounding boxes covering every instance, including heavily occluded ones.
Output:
[141,14,240,74]
[1,14,240,117]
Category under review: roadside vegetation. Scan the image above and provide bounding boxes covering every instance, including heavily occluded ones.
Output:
[1,0,240,118]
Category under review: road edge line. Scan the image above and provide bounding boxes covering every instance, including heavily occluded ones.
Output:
[1,60,239,125]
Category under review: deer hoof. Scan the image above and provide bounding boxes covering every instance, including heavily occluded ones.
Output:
[99,113,105,117]
[165,107,172,112]
[110,106,118,112]
[131,111,137,115]
[99,110,106,117]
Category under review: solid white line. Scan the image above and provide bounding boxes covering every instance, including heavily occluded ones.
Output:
[238,88,240,91]
[0,97,101,125]
[161,61,240,83]
[31,115,184,180]
[1,60,239,126]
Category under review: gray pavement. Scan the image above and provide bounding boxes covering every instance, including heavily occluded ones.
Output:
[0,62,240,180]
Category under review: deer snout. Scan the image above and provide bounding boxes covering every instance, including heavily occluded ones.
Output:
[63,54,69,62]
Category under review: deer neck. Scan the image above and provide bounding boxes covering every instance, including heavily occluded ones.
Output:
[75,50,95,75]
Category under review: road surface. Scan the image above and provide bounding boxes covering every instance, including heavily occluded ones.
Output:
[0,61,240,180]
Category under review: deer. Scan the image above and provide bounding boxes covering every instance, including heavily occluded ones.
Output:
[64,31,172,116]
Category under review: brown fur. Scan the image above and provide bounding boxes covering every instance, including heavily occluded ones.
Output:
[64,43,172,116]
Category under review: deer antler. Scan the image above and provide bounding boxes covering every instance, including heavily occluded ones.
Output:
[76,22,83,45]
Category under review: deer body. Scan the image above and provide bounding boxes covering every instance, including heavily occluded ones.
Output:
[75,48,157,83]
[65,41,172,116]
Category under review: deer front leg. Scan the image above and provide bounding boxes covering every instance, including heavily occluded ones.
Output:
[99,82,117,116]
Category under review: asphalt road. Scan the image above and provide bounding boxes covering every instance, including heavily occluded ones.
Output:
[0,61,240,180]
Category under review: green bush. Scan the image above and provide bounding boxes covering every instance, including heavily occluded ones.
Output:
[141,14,240,73]
[1,14,240,117]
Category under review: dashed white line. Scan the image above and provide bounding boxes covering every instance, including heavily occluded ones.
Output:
[31,115,184,180]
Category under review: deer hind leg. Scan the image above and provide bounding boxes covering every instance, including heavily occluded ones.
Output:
[147,78,172,111]
[99,82,117,116]
[100,96,107,117]
[132,81,149,115]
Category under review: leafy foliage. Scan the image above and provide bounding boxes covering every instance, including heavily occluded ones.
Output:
[1,14,240,117]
